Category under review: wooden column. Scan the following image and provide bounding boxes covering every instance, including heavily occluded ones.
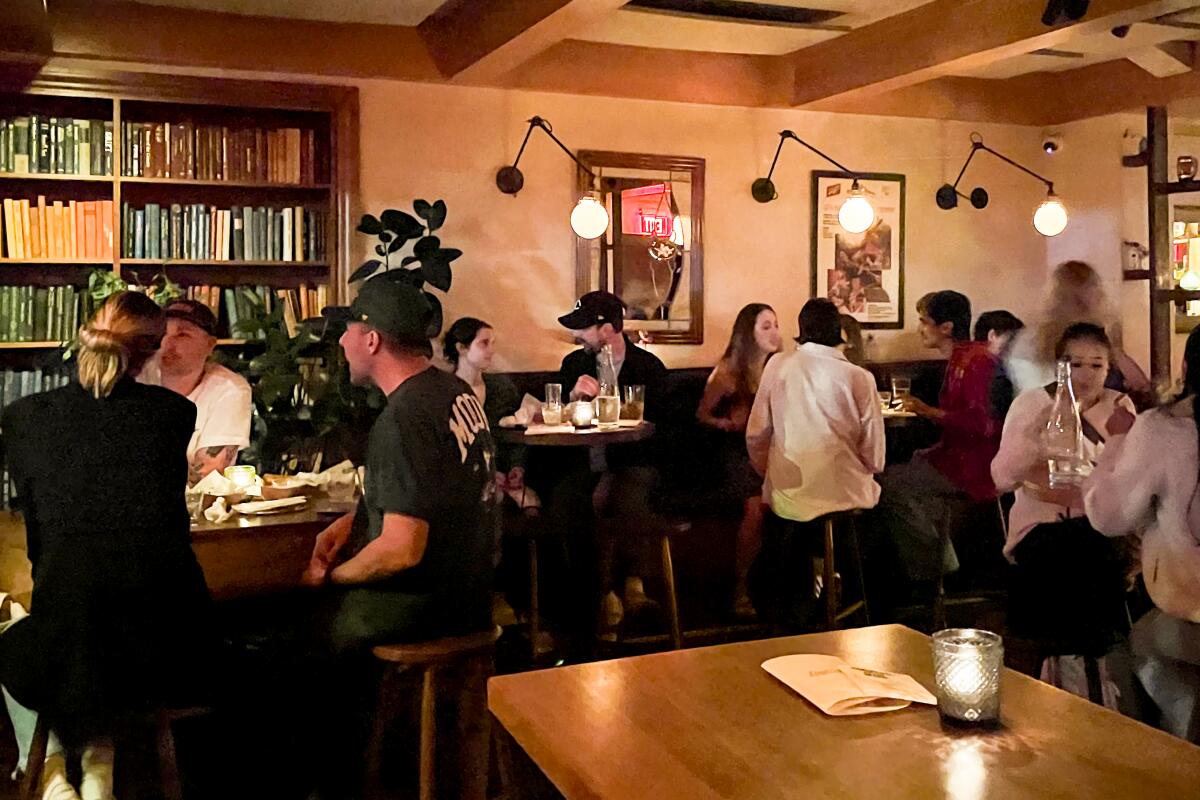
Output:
[1148,106,1172,387]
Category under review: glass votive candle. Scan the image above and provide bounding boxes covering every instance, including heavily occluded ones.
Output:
[223,465,258,490]
[570,401,595,428]
[932,628,1003,726]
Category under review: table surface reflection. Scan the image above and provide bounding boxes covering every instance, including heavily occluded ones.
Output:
[489,624,1200,799]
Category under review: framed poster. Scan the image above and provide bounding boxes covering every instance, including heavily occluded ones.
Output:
[810,171,905,329]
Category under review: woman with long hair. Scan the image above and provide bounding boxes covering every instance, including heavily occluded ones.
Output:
[1008,260,1151,400]
[1085,324,1200,740]
[0,292,212,799]
[697,303,782,616]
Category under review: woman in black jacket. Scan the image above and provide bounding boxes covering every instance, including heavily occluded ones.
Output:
[0,291,212,800]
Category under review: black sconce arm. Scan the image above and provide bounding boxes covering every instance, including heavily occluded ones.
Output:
[752,129,863,203]
[937,133,1055,210]
[497,116,597,195]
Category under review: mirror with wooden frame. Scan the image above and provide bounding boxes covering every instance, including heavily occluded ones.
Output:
[575,151,705,345]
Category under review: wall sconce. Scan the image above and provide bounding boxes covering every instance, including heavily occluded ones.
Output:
[936,133,1068,237]
[496,115,609,240]
[751,129,875,233]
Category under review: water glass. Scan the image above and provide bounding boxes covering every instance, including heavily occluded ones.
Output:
[891,376,911,407]
[878,390,892,411]
[620,385,645,422]
[543,383,563,425]
[932,628,1003,726]
[596,394,620,428]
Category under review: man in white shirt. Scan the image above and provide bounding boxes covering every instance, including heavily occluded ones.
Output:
[143,299,252,485]
[746,298,885,625]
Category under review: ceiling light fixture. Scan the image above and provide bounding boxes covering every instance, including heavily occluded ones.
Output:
[936,133,1068,237]
[497,115,609,240]
[752,129,875,234]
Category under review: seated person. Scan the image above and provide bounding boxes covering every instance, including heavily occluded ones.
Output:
[140,299,252,485]
[992,324,1136,682]
[745,299,884,628]
[1084,325,1200,742]
[875,290,1002,589]
[974,309,1025,419]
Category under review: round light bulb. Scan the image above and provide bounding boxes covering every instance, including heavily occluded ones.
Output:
[838,189,875,234]
[571,195,609,240]
[1033,195,1068,237]
[1182,269,1200,291]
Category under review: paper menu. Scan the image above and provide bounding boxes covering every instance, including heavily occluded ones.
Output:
[762,654,937,716]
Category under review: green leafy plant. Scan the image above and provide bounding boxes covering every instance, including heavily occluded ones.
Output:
[349,199,461,335]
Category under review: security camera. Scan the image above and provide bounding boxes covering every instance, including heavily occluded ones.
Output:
[1042,133,1064,155]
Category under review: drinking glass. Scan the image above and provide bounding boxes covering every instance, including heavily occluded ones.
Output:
[878,390,892,411]
[543,383,563,425]
[932,628,1003,725]
[596,394,620,428]
[620,385,645,422]
[891,377,911,408]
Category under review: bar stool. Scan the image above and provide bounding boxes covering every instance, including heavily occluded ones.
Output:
[367,626,502,800]
[815,510,870,630]
[500,509,552,662]
[20,706,203,800]
[933,496,1009,630]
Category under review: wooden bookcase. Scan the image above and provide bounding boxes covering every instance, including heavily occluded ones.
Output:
[0,70,358,364]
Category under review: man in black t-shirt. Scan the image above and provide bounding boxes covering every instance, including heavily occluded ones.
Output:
[308,277,497,652]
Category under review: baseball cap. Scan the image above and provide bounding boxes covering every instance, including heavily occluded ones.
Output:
[322,274,438,343]
[165,299,218,336]
[557,291,626,330]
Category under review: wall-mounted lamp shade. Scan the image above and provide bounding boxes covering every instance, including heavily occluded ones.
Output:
[838,185,875,234]
[571,195,609,240]
[1032,194,1068,237]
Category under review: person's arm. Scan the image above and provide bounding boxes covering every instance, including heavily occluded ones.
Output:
[329,512,429,584]
[928,354,1000,440]
[856,373,885,474]
[696,365,738,431]
[745,358,780,476]
[188,378,252,485]
[188,444,238,486]
[1083,412,1159,537]
[560,352,598,402]
[300,510,355,586]
[990,392,1046,493]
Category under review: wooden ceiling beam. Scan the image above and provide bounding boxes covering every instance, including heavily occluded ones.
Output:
[417,0,628,82]
[0,0,52,91]
[789,0,1197,107]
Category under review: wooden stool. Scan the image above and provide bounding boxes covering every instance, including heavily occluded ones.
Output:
[815,510,869,630]
[659,522,686,650]
[368,626,501,800]
[502,510,551,662]
[20,706,202,800]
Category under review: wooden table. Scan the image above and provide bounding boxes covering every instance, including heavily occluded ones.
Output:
[190,500,353,600]
[489,624,1200,799]
[494,422,654,447]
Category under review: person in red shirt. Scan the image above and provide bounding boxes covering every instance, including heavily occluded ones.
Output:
[876,290,1002,584]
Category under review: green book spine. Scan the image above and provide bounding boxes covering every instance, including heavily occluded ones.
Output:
[49,118,60,174]
[90,120,101,176]
[46,285,58,342]
[1,121,10,173]
[170,204,182,259]
[160,208,168,260]
[68,286,79,340]
[76,120,89,177]
[103,122,113,176]
[19,286,31,341]
[0,287,10,342]
[33,287,48,341]
[145,203,160,260]
[35,116,49,173]
[63,119,75,174]
[223,288,238,336]
[121,202,131,258]
[133,210,145,259]
[13,117,29,174]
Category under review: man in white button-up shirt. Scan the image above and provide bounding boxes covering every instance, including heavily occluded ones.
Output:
[745,298,885,625]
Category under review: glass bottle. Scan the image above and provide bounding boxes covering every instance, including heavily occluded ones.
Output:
[1044,359,1084,487]
[595,343,620,427]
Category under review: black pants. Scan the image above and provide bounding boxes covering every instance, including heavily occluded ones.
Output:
[749,511,823,633]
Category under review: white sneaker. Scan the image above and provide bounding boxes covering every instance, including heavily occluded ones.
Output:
[39,754,80,800]
[600,590,624,633]
[79,742,115,800]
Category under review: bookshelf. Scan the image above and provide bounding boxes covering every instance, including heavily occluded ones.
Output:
[0,70,357,352]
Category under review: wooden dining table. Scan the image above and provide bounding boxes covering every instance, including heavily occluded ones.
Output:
[489,624,1200,799]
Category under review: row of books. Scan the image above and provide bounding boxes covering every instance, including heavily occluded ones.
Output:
[0,284,83,343]
[1,197,116,260]
[1,370,72,508]
[0,117,115,177]
[120,122,321,184]
[120,203,327,263]
[184,283,329,338]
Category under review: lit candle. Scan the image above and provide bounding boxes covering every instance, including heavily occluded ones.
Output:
[932,628,1002,726]
[223,465,258,490]
[570,401,595,428]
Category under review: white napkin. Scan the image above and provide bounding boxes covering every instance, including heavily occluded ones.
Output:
[203,496,235,523]
[288,459,358,493]
[232,497,308,515]
[192,471,238,496]
[762,653,937,716]
[499,394,544,428]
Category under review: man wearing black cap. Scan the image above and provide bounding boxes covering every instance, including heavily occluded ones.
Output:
[554,290,668,630]
[143,298,252,485]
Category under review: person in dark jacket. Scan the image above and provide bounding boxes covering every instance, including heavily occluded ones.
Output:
[0,291,212,800]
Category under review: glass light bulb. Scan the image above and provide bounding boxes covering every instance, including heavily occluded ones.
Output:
[1033,195,1068,237]
[1181,270,1200,291]
[570,195,609,240]
[838,190,874,234]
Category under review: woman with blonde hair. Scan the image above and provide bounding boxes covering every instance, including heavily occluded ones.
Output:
[1008,260,1151,400]
[0,291,212,800]
[697,302,782,616]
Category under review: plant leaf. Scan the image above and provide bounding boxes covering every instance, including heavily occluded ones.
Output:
[387,236,406,254]
[380,209,425,241]
[424,292,443,337]
[349,259,382,283]
[400,256,419,266]
[413,199,432,220]
[375,244,386,257]
[421,199,447,232]
[418,244,461,292]
[356,214,383,235]
[380,267,424,289]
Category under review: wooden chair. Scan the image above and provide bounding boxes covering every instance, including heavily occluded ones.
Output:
[20,706,203,800]
[367,626,502,800]
[814,510,870,630]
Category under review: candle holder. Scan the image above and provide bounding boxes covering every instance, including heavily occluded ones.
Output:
[569,400,596,429]
[223,465,258,490]
[932,628,1003,727]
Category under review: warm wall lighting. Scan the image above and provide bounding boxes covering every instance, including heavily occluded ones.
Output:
[497,115,609,239]
[751,130,876,234]
[937,132,1068,237]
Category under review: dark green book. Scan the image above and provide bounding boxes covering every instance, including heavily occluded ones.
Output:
[49,118,60,174]
[33,287,48,341]
[170,204,182,259]
[89,120,101,175]
[13,117,29,174]
[145,202,160,259]
[121,202,132,258]
[1,121,9,173]
[0,287,10,342]
[159,208,168,259]
[67,286,79,341]
[133,209,145,259]
[46,285,58,342]
[63,119,75,174]
[35,116,50,173]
